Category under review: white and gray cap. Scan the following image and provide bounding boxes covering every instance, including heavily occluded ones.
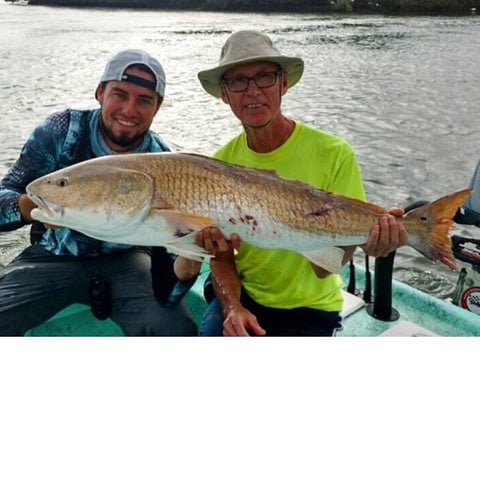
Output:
[98,49,166,97]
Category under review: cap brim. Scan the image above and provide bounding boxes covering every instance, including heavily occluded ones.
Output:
[198,55,304,98]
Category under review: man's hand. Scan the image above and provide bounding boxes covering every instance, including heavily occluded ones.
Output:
[363,208,408,257]
[195,227,241,254]
[19,193,58,229]
[18,194,37,223]
[223,306,266,336]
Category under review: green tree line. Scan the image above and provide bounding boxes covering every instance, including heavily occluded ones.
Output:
[24,0,480,14]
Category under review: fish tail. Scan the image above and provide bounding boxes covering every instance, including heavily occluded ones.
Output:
[405,189,472,271]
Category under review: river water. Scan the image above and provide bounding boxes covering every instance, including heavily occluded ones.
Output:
[1,2,479,299]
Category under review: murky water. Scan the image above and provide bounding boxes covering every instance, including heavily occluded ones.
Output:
[1,2,479,298]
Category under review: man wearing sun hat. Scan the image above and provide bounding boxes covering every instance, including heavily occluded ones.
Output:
[0,49,199,336]
[196,30,408,336]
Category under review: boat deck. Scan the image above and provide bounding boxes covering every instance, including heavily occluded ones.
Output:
[25,265,480,337]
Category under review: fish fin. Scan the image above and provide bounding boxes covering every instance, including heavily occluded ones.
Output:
[149,210,216,260]
[165,233,213,262]
[303,247,345,274]
[151,209,215,236]
[405,189,472,271]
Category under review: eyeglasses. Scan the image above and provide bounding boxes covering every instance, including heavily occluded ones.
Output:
[221,70,282,93]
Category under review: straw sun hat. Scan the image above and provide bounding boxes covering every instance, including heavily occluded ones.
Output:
[198,30,304,98]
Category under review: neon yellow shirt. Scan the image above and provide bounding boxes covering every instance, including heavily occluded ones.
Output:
[214,121,366,312]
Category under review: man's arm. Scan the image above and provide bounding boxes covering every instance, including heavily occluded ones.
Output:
[0,114,61,231]
[210,248,266,337]
[196,227,265,336]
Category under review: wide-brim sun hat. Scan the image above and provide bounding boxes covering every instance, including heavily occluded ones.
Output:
[198,30,304,98]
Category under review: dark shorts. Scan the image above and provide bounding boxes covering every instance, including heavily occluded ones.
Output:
[200,287,342,337]
[240,290,342,336]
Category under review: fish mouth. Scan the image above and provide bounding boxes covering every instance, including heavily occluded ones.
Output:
[27,193,63,218]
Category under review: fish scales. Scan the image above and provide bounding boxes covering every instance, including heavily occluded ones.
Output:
[153,154,378,238]
[182,155,383,248]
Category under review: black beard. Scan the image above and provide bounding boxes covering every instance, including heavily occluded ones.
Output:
[100,119,144,150]
[104,128,143,149]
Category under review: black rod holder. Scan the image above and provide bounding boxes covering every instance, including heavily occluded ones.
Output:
[366,251,399,321]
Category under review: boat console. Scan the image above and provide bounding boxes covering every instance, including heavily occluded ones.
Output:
[454,161,480,227]
[449,161,480,314]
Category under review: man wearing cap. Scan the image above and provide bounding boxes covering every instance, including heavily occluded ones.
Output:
[0,49,199,335]
[196,30,408,336]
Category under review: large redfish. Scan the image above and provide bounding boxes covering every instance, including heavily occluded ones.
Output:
[26,152,470,272]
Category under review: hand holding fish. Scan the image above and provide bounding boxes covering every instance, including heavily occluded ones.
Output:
[308,212,407,275]
[18,194,35,222]
[176,228,237,281]
[195,227,241,254]
[362,209,409,258]
[19,193,59,229]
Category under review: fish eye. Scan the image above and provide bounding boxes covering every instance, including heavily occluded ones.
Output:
[57,177,69,187]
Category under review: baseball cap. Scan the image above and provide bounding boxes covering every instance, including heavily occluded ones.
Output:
[98,49,166,98]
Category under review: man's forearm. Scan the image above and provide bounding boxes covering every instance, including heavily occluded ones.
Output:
[210,251,243,318]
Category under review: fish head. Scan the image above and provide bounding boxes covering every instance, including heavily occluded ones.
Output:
[26,160,154,235]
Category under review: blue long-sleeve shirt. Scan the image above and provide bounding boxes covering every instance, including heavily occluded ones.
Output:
[0,108,169,257]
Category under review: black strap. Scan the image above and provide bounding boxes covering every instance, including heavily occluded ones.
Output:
[121,73,157,93]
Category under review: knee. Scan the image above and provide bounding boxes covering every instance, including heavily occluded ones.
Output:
[199,299,224,336]
[116,302,198,336]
